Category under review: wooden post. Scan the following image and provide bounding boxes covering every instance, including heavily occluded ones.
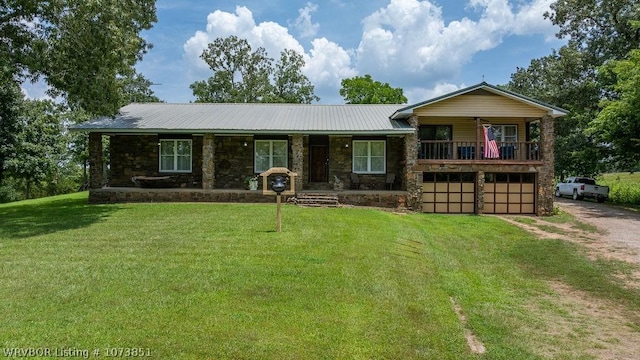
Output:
[276,194,282,233]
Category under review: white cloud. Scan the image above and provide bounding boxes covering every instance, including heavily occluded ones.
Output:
[405,82,463,104]
[356,0,557,87]
[180,1,558,104]
[182,5,356,98]
[290,3,320,38]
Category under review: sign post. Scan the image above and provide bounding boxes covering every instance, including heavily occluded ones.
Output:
[259,168,297,233]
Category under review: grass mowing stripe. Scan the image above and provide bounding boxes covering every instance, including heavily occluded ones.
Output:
[2,193,639,359]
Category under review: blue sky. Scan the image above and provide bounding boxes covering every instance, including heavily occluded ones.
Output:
[27,0,567,105]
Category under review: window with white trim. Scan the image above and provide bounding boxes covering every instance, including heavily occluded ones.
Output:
[352,140,386,174]
[490,125,517,143]
[159,139,192,172]
[255,140,288,173]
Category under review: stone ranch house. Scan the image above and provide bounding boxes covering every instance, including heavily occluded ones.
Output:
[73,82,567,215]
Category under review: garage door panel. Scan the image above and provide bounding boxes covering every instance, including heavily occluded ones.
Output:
[422,203,435,213]
[435,203,449,212]
[522,204,534,213]
[462,193,475,203]
[484,173,536,214]
[462,203,475,213]
[422,193,434,202]
[435,183,448,192]
[508,193,521,202]
[422,173,476,214]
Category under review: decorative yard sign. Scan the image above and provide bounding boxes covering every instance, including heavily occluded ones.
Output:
[259,167,297,233]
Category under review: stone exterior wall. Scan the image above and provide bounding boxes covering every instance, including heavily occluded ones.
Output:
[109,135,203,188]
[202,134,215,190]
[88,133,103,189]
[538,115,555,215]
[214,136,255,189]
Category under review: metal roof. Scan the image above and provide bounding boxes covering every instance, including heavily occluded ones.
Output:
[390,82,569,119]
[72,103,414,135]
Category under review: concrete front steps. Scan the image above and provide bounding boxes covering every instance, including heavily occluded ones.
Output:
[294,192,340,207]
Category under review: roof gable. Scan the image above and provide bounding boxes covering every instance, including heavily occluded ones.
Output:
[391,82,568,119]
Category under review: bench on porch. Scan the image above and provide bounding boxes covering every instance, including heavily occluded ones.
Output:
[131,175,180,188]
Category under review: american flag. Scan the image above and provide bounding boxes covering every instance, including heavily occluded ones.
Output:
[483,126,500,159]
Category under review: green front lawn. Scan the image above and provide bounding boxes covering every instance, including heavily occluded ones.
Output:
[1,193,638,359]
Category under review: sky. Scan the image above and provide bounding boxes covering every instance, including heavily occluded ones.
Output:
[26,0,568,105]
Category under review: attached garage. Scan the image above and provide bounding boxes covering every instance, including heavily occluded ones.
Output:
[422,173,476,213]
[484,173,536,214]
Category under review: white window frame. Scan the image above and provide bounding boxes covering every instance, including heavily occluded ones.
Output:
[352,140,386,174]
[159,139,192,173]
[490,125,518,143]
[254,140,288,173]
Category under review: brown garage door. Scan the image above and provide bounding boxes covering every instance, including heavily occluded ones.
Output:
[422,173,476,213]
[484,173,536,214]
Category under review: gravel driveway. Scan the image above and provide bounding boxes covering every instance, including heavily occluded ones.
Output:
[555,197,640,266]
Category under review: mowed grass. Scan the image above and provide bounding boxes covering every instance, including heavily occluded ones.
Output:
[1,193,639,359]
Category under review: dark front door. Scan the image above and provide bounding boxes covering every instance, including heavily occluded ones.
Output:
[310,144,328,183]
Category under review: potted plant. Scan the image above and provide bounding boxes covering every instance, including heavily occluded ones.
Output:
[245,175,259,190]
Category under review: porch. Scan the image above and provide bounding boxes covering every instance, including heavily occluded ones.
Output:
[418,140,541,162]
[88,187,409,209]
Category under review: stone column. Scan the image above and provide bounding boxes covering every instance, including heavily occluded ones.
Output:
[88,132,104,189]
[202,134,215,190]
[404,115,422,211]
[538,115,555,215]
[291,134,304,191]
[476,170,485,214]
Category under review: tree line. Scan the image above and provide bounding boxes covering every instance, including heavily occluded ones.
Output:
[1,0,637,202]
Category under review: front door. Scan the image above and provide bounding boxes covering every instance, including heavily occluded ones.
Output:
[309,144,328,183]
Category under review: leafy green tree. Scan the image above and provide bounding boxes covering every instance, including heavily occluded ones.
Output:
[270,49,319,103]
[339,74,407,104]
[0,77,23,185]
[1,0,157,116]
[546,0,640,64]
[190,36,318,103]
[4,99,65,199]
[507,2,640,177]
[590,49,640,170]
[121,72,162,105]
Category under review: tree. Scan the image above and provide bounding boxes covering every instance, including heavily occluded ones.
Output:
[590,49,640,170]
[1,0,157,116]
[546,0,640,64]
[4,99,65,199]
[339,74,407,104]
[507,45,606,178]
[0,77,23,185]
[269,49,319,103]
[121,71,162,105]
[506,2,640,177]
[190,36,318,103]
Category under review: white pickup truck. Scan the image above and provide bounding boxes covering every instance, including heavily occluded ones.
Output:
[555,176,610,203]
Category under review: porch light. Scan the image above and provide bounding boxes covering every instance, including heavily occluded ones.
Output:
[344,143,349,148]
[243,141,248,147]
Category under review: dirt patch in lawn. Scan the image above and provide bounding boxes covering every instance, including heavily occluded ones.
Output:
[496,201,640,359]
